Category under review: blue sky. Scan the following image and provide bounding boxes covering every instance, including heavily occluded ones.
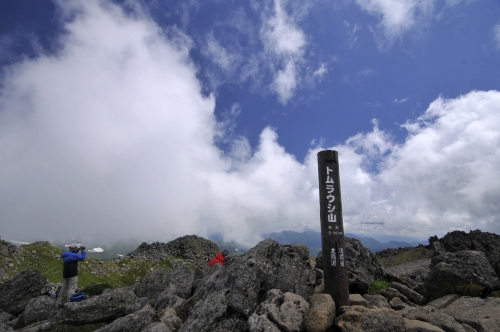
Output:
[1,0,500,246]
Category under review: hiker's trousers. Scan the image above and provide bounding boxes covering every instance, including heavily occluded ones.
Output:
[57,275,78,306]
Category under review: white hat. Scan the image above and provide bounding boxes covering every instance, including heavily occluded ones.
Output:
[69,243,78,248]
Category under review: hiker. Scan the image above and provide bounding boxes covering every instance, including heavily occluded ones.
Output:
[208,249,229,267]
[57,243,86,306]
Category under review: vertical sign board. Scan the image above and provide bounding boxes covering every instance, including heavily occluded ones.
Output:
[317,150,350,307]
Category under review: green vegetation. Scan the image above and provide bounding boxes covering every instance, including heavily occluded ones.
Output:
[368,280,391,295]
[0,242,179,290]
[377,246,433,268]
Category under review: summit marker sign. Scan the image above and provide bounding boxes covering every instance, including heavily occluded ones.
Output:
[317,150,349,307]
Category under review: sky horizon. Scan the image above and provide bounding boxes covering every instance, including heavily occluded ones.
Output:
[1,0,500,247]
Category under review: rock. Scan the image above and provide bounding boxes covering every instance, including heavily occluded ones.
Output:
[344,237,386,294]
[349,294,366,307]
[179,239,315,332]
[0,269,48,315]
[335,306,405,332]
[461,324,478,332]
[390,282,426,305]
[432,241,445,257]
[0,323,13,331]
[0,310,15,324]
[425,251,500,299]
[0,240,18,256]
[15,296,57,329]
[141,322,173,332]
[93,304,155,332]
[402,306,468,332]
[361,294,391,309]
[378,287,411,305]
[316,237,386,294]
[254,290,309,332]
[154,284,185,312]
[134,268,194,302]
[440,230,500,278]
[127,235,219,268]
[29,241,51,248]
[427,294,459,309]
[389,297,406,310]
[385,258,431,291]
[303,293,335,332]
[248,313,281,332]
[53,288,148,325]
[440,296,500,332]
[158,308,183,332]
[403,318,445,332]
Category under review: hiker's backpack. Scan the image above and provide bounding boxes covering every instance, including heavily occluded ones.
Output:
[69,292,87,302]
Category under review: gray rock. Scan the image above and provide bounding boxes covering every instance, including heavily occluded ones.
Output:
[389,297,406,310]
[248,313,281,332]
[0,323,13,331]
[142,322,173,332]
[461,324,478,332]
[385,258,431,291]
[135,268,194,303]
[345,237,386,294]
[0,240,18,256]
[403,318,445,332]
[440,230,500,278]
[304,293,335,332]
[15,296,57,329]
[335,306,405,332]
[379,287,411,305]
[158,308,183,332]
[179,239,315,331]
[53,288,147,325]
[0,269,48,315]
[402,306,468,332]
[427,294,459,309]
[432,241,445,257]
[440,296,500,332]
[254,290,309,332]
[390,282,426,305]
[361,294,391,309]
[316,237,386,294]
[94,304,155,332]
[425,251,500,299]
[349,294,367,307]
[0,310,15,324]
[154,284,185,311]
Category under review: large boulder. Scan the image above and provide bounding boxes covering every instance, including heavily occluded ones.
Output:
[134,268,194,302]
[440,297,500,332]
[253,289,309,332]
[0,269,48,315]
[179,239,315,331]
[14,296,57,329]
[316,237,386,294]
[402,306,468,332]
[385,258,431,292]
[93,304,155,332]
[303,293,335,332]
[439,230,500,278]
[53,288,148,325]
[424,251,500,299]
[390,282,426,305]
[335,306,405,332]
[127,235,219,268]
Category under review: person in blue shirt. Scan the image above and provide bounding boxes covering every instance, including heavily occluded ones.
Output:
[57,243,86,307]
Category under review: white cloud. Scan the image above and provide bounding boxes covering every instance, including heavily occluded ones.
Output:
[313,63,328,79]
[260,0,306,104]
[1,1,499,249]
[494,24,500,49]
[354,0,469,46]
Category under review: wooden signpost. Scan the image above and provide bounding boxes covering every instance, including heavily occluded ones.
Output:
[317,150,350,307]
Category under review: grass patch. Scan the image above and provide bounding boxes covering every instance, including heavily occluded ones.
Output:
[368,280,391,295]
[377,246,433,268]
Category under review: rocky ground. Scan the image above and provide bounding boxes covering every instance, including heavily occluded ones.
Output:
[0,230,499,331]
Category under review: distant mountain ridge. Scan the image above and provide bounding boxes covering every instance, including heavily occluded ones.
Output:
[263,230,427,256]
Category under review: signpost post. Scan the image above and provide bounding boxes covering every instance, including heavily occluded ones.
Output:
[317,150,350,307]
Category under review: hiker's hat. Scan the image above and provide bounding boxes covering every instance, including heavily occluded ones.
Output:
[69,243,78,248]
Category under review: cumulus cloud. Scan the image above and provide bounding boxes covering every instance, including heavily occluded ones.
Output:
[1,1,499,249]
